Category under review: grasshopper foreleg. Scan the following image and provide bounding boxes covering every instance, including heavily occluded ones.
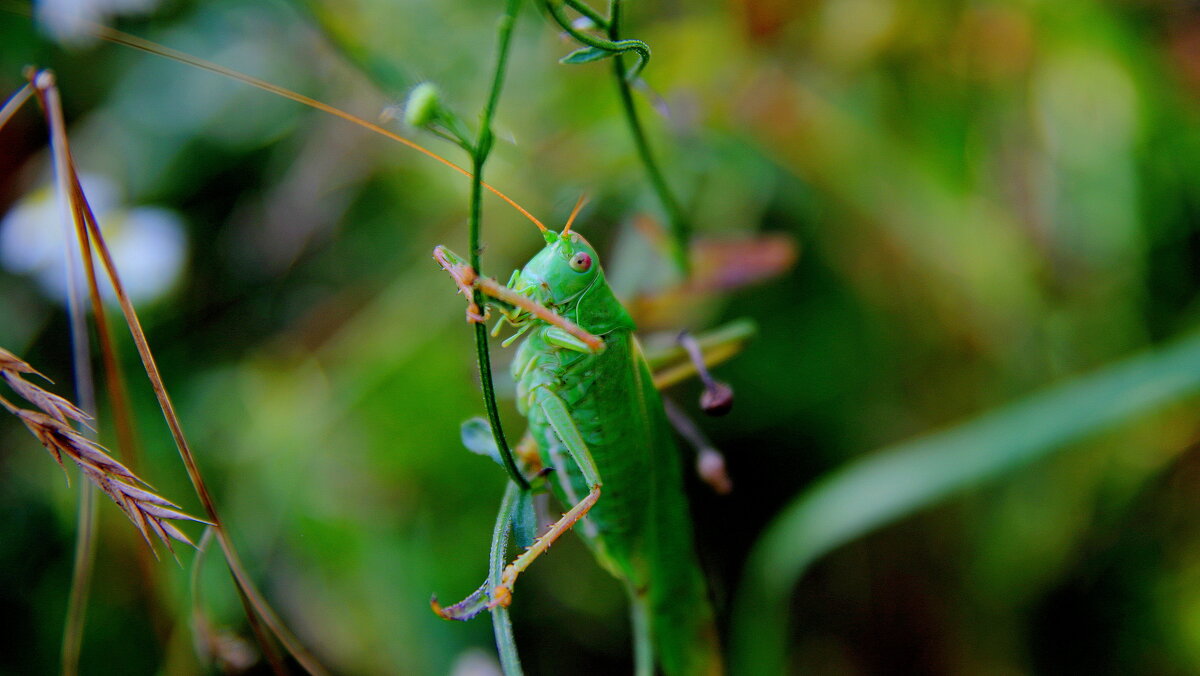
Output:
[433,245,606,352]
[432,246,489,323]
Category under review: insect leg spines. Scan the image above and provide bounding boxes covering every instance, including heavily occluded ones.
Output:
[433,245,605,352]
[488,387,605,608]
[489,483,601,608]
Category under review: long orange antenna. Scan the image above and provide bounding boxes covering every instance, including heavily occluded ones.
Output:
[562,193,588,236]
[91,24,549,233]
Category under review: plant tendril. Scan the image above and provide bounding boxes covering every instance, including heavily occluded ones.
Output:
[544,0,649,81]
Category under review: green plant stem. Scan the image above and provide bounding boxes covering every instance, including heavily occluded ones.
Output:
[608,0,690,275]
[471,0,530,492]
[490,483,524,675]
[470,11,532,669]
[629,591,653,676]
[61,478,97,675]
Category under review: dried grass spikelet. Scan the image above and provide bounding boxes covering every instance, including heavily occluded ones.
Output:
[0,347,91,427]
[1,346,205,552]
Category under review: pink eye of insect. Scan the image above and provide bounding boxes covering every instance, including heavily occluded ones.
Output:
[569,252,592,272]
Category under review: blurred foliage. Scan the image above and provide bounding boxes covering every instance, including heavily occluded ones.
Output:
[5,0,1200,674]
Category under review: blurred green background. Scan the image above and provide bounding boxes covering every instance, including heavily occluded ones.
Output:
[5,0,1200,673]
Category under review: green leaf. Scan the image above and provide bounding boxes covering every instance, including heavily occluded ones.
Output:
[510,488,537,549]
[731,329,1200,675]
[560,46,612,65]
[461,417,503,467]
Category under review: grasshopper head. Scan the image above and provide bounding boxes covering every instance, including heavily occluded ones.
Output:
[515,231,601,309]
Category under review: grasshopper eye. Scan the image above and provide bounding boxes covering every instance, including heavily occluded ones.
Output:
[569,252,592,273]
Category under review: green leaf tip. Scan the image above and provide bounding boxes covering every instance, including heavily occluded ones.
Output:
[461,417,504,467]
[511,488,537,549]
[561,46,611,65]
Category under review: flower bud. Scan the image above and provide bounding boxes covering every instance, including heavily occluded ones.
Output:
[404,83,442,128]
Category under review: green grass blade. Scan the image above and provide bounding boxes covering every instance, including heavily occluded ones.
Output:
[732,329,1200,674]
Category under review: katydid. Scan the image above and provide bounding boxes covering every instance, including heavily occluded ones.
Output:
[431,209,724,675]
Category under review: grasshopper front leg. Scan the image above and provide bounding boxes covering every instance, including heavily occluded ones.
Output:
[433,245,604,352]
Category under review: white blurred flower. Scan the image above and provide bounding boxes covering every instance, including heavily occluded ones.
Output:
[0,174,187,305]
[36,0,161,45]
[449,649,502,676]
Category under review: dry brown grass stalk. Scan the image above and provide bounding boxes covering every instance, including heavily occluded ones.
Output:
[0,66,324,675]
[0,347,206,552]
[34,69,318,673]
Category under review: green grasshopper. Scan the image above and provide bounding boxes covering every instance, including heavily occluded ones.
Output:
[431,204,726,675]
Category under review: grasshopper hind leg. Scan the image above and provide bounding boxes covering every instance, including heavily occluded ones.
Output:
[489,483,601,608]
[489,387,605,608]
